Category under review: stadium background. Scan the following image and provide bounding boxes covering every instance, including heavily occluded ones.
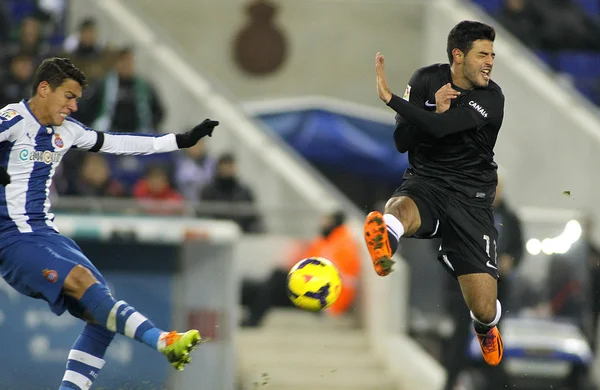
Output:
[0,0,599,389]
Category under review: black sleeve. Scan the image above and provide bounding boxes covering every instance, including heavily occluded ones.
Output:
[387,88,504,138]
[393,70,428,153]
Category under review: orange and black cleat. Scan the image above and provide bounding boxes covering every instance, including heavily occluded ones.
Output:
[363,211,395,276]
[476,326,504,366]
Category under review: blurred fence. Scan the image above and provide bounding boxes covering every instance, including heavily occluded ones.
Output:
[51,197,327,239]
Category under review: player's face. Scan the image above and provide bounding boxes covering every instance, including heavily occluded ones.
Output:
[44,79,82,126]
[463,39,495,88]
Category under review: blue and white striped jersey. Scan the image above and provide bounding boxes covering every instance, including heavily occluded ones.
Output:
[0,100,179,234]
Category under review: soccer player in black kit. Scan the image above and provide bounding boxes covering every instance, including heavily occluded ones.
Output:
[364,21,504,366]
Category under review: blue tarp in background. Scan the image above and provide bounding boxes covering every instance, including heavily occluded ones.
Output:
[255,109,409,183]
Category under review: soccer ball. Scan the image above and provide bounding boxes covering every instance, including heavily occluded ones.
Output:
[286,257,342,312]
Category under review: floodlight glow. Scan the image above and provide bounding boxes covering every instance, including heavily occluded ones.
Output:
[541,238,555,255]
[563,220,582,243]
[526,238,542,255]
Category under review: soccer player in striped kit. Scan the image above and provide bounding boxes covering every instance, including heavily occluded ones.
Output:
[0,57,219,389]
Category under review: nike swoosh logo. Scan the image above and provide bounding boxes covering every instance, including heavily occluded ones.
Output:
[425,100,436,107]
[486,261,498,270]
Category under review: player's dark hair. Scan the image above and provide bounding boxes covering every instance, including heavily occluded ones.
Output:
[447,21,495,64]
[31,57,87,97]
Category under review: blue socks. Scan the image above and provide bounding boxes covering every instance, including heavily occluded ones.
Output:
[78,283,165,350]
[59,323,114,390]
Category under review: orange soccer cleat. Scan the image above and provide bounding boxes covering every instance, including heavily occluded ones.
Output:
[476,326,504,366]
[363,211,395,276]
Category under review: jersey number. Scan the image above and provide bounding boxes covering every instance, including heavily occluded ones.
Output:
[483,234,497,262]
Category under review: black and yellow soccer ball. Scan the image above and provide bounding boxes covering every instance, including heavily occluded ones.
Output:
[286,257,342,312]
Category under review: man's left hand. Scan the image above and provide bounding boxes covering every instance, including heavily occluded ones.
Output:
[176,119,219,148]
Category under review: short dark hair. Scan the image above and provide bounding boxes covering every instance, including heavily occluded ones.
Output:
[31,57,87,96]
[447,21,495,64]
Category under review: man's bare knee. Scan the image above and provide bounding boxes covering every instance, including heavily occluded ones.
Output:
[63,265,99,301]
[458,273,498,323]
[384,196,421,236]
[470,297,497,324]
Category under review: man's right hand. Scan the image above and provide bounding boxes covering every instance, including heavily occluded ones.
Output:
[434,83,460,114]
[0,166,10,186]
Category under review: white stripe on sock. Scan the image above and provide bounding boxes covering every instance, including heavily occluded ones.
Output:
[62,370,92,390]
[383,213,405,241]
[124,312,148,338]
[107,300,126,332]
[68,350,105,370]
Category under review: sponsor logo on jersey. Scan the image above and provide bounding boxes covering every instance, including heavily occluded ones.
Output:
[403,85,411,101]
[19,149,61,164]
[42,269,58,283]
[54,134,64,148]
[469,101,488,118]
[0,109,18,121]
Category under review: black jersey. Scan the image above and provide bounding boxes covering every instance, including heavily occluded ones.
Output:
[387,63,504,207]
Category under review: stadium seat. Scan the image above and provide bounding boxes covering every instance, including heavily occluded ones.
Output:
[470,0,504,14]
[534,50,558,71]
[573,78,600,106]
[572,0,600,15]
[557,52,600,79]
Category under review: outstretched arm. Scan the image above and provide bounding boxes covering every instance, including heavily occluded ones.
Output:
[72,118,219,155]
[375,52,502,138]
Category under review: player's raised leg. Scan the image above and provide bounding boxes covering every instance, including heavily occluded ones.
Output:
[364,196,421,276]
[458,273,503,366]
[63,265,202,371]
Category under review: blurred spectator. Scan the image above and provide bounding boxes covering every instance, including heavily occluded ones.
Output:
[34,0,68,41]
[441,277,471,390]
[0,53,35,107]
[64,153,126,197]
[174,138,217,202]
[133,164,184,215]
[3,16,54,65]
[199,153,263,233]
[0,2,12,45]
[64,18,116,85]
[529,0,600,51]
[78,47,164,133]
[64,18,103,55]
[241,210,360,327]
[547,255,586,323]
[493,175,524,312]
[495,0,541,49]
[133,164,182,200]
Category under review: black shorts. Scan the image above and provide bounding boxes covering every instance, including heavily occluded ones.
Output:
[392,178,499,279]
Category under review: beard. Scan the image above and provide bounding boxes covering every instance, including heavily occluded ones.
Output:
[464,65,488,88]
